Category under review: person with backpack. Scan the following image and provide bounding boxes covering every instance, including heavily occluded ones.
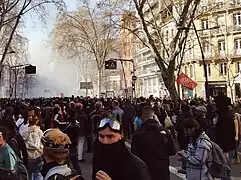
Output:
[22,115,44,180]
[178,117,213,180]
[0,126,19,179]
[0,117,28,168]
[41,128,85,180]
[131,106,176,180]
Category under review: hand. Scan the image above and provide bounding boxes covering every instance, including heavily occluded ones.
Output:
[177,150,186,157]
[96,171,112,180]
[223,153,229,160]
[235,136,239,142]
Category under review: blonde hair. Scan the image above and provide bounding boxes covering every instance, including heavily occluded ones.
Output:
[43,129,71,164]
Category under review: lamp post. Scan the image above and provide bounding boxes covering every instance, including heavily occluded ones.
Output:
[8,64,36,98]
[178,24,219,100]
[107,58,136,98]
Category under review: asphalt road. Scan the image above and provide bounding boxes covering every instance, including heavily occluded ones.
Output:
[78,141,241,180]
[79,152,184,180]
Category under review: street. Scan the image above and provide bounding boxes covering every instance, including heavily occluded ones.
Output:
[78,142,241,180]
[79,152,184,180]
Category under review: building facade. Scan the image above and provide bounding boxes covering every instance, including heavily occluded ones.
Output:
[121,0,241,100]
[181,0,241,100]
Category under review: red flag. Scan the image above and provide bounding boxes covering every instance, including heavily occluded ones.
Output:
[176,73,197,90]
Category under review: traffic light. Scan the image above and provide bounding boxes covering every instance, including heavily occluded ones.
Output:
[105,60,117,69]
[25,65,36,74]
[132,81,135,91]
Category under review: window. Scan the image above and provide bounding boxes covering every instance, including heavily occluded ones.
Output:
[148,78,152,86]
[233,0,241,5]
[189,44,192,54]
[202,6,207,12]
[171,29,174,37]
[165,30,169,41]
[153,78,157,85]
[237,62,241,73]
[235,39,241,55]
[201,19,209,29]
[218,40,225,52]
[184,66,188,75]
[207,64,211,76]
[216,2,224,9]
[190,65,194,78]
[202,42,210,53]
[220,63,227,76]
[234,13,241,26]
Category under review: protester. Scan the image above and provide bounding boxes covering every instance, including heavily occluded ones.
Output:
[131,106,176,180]
[92,117,151,180]
[178,118,213,180]
[41,128,85,180]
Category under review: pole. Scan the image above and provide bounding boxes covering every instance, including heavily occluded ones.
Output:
[120,60,128,98]
[192,22,209,100]
[9,67,12,97]
[86,88,88,97]
[131,60,136,98]
[14,68,17,99]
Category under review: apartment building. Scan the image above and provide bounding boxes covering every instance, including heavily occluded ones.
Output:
[181,0,241,99]
[121,0,241,99]
[129,0,176,98]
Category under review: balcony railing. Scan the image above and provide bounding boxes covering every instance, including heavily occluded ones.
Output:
[229,1,241,8]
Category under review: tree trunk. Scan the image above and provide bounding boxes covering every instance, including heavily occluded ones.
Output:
[162,71,178,102]
[0,13,22,87]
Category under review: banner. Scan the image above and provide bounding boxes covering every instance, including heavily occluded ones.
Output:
[176,73,197,90]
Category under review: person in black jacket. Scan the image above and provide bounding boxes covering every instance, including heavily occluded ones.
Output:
[64,108,82,175]
[131,106,176,180]
[214,95,236,180]
[92,117,151,180]
[175,103,194,174]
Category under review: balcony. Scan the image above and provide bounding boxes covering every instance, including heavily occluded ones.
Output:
[198,29,211,37]
[232,25,241,33]
[229,1,241,9]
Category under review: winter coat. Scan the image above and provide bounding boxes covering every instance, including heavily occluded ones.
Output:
[131,119,176,180]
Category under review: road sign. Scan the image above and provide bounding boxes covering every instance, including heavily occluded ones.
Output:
[105,60,117,69]
[80,82,93,89]
[132,75,137,81]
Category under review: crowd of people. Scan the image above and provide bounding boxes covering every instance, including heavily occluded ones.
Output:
[0,95,239,180]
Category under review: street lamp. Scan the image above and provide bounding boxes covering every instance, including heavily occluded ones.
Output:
[9,64,36,98]
[178,24,220,100]
[106,58,136,98]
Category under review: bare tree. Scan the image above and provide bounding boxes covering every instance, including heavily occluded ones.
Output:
[0,0,66,85]
[52,0,120,96]
[116,0,201,101]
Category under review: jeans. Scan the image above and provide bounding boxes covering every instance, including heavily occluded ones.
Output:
[77,136,85,160]
[28,157,43,180]
[221,150,235,180]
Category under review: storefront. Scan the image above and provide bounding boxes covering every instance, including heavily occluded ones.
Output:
[207,81,227,97]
